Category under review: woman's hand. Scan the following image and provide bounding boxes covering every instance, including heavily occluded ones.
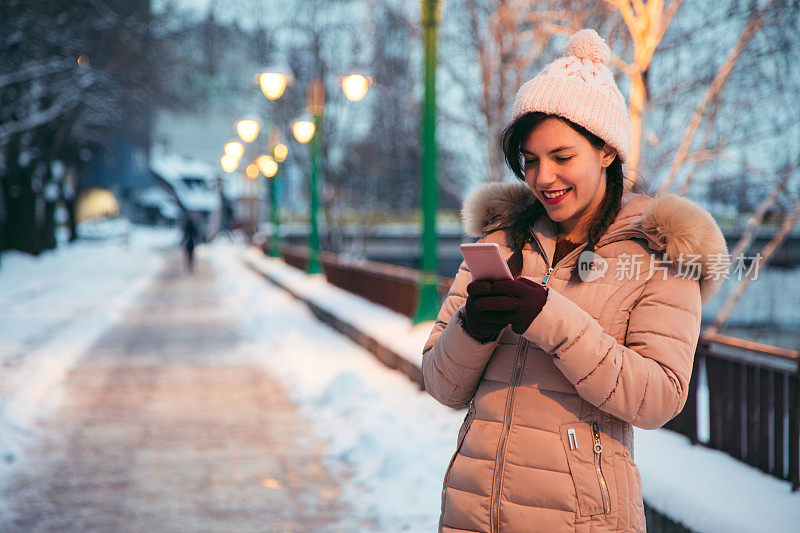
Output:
[465,278,549,338]
[460,280,514,342]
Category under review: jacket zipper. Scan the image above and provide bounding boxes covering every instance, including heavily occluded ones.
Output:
[529,230,586,288]
[592,421,611,514]
[528,226,654,287]
[529,231,556,288]
[490,337,528,532]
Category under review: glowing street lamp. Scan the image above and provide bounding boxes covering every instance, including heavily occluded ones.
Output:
[260,72,289,100]
[341,74,372,102]
[257,61,294,100]
[245,163,260,179]
[292,117,316,144]
[236,119,260,143]
[257,155,278,178]
[274,143,288,162]
[224,141,244,160]
[221,154,239,173]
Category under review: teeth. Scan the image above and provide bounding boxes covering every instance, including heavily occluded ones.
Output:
[544,188,570,199]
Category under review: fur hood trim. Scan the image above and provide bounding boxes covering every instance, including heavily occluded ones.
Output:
[461,182,730,304]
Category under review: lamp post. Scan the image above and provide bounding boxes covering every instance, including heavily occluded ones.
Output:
[235,117,262,240]
[291,74,370,275]
[256,63,292,256]
[270,137,288,258]
[291,111,320,273]
[413,0,442,323]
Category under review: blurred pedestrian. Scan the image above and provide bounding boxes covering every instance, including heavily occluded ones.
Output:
[181,213,199,273]
[422,29,730,532]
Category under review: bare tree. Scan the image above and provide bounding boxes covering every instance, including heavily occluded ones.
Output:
[602,0,684,179]
[655,0,779,196]
[706,197,800,335]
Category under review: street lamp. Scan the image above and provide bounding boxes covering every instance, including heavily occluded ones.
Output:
[221,154,239,173]
[258,62,294,100]
[256,62,293,257]
[413,0,443,323]
[274,143,288,162]
[292,116,316,144]
[341,74,372,102]
[257,155,278,178]
[245,163,260,179]
[291,75,370,275]
[225,141,244,160]
[236,119,260,143]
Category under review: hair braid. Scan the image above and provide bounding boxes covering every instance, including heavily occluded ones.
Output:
[507,202,546,278]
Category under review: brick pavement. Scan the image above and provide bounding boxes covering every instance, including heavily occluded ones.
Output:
[0,249,370,532]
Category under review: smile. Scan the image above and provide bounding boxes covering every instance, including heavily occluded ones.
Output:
[542,188,572,204]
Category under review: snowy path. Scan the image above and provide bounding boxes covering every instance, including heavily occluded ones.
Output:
[0,245,368,532]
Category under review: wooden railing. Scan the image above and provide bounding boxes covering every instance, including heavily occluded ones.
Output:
[275,243,454,318]
[269,243,800,492]
[665,332,800,491]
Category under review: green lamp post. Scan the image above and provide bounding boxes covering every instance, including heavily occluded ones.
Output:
[413,0,442,323]
[270,141,288,258]
[292,106,322,275]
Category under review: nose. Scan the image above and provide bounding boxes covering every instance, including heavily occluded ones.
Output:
[528,159,558,190]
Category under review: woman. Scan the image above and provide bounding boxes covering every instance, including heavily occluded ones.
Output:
[422,29,729,532]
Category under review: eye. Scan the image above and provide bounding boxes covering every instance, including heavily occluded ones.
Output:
[524,158,538,169]
[555,156,572,163]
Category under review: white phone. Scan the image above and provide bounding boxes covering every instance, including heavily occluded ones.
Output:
[459,242,513,281]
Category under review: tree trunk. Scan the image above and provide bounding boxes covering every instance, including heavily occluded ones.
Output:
[626,68,646,182]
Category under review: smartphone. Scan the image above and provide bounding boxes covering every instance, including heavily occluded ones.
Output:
[459,242,513,281]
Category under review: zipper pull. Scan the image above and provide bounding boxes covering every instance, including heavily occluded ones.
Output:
[540,267,554,287]
[592,421,603,454]
[567,428,578,450]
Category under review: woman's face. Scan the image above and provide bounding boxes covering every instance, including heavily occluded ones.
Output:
[521,117,616,238]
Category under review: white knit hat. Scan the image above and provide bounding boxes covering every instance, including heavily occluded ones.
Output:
[511,29,631,163]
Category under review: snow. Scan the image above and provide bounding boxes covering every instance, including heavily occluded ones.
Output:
[241,247,434,369]
[634,428,800,533]
[0,227,176,469]
[149,149,219,212]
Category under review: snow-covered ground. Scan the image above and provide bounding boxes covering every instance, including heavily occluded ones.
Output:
[0,227,177,469]
[2,229,798,532]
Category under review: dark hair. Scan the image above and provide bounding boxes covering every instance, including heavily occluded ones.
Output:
[500,112,645,282]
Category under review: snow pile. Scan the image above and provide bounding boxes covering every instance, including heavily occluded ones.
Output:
[242,248,434,368]
[634,428,800,532]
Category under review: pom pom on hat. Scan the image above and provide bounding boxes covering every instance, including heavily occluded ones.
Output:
[564,29,610,65]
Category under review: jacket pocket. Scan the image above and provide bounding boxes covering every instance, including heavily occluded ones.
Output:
[559,420,615,516]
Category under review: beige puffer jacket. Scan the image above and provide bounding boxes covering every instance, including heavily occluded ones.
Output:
[422,183,730,533]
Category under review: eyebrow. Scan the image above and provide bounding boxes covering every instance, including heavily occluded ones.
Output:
[521,145,576,155]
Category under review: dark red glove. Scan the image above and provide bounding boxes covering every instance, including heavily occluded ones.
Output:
[473,277,549,334]
[460,280,515,343]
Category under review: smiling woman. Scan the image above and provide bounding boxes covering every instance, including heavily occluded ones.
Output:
[422,28,729,533]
